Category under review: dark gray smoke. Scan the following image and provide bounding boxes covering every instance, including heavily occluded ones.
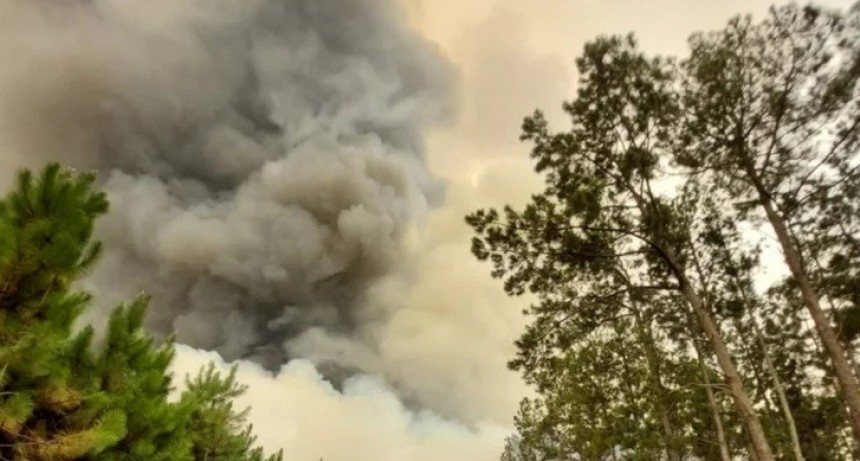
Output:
[0,0,454,369]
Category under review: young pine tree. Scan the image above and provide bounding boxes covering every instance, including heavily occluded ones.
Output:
[181,363,284,461]
[0,163,282,460]
[0,164,125,460]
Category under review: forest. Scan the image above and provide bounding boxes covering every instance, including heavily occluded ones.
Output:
[468,3,860,460]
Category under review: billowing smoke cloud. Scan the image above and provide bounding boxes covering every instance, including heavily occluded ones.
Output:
[0,0,455,371]
[0,0,535,434]
[170,345,510,461]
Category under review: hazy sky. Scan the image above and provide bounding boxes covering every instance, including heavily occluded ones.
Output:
[169,2,855,460]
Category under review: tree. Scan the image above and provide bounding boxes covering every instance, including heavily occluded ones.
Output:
[679,4,860,440]
[763,281,853,459]
[85,298,196,460]
[467,35,774,459]
[182,363,283,461]
[469,4,860,458]
[0,163,282,460]
[0,164,125,460]
[690,196,808,459]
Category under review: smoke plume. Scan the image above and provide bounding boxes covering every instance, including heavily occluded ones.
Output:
[0,0,455,372]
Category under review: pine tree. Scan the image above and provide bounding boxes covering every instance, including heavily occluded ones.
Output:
[470,4,860,459]
[0,164,125,460]
[679,4,860,440]
[181,363,283,461]
[467,35,775,459]
[87,297,195,460]
[0,163,283,460]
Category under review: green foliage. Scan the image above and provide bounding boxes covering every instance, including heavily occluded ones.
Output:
[470,3,860,460]
[469,32,730,460]
[182,364,283,461]
[0,163,283,460]
[88,298,194,461]
[0,163,107,311]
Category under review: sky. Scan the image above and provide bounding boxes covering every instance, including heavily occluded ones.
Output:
[0,1,855,460]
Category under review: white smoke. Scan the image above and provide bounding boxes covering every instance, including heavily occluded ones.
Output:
[170,345,510,461]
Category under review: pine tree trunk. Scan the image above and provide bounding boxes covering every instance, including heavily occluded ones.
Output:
[666,246,774,460]
[633,309,681,461]
[752,320,805,461]
[692,337,732,461]
[686,246,745,461]
[820,288,860,386]
[728,263,807,461]
[658,414,680,461]
[847,342,860,385]
[750,181,860,442]
[678,279,774,461]
[747,439,762,461]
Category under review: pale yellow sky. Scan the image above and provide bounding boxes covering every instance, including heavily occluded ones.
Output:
[402,0,854,187]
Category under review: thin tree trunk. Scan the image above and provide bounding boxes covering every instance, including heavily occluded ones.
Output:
[750,181,860,442]
[658,412,680,461]
[625,165,772,457]
[765,235,847,457]
[847,342,860,385]
[807,309,860,457]
[692,336,732,461]
[726,261,806,461]
[817,281,860,387]
[633,309,681,461]
[751,320,805,461]
[678,279,774,461]
[682,246,775,460]
[747,439,762,461]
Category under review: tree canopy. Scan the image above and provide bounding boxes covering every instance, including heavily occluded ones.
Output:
[469,3,860,460]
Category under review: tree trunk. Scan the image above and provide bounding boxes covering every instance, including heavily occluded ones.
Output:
[727,262,806,461]
[820,287,860,386]
[752,320,805,461]
[665,247,775,460]
[633,310,681,461]
[747,439,762,461]
[847,342,860,385]
[693,341,732,461]
[678,279,774,461]
[658,413,680,461]
[752,183,860,442]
